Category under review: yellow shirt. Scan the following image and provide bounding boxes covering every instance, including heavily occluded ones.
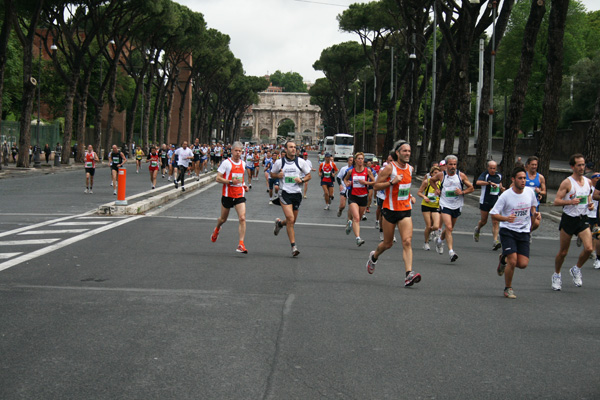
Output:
[421,176,441,208]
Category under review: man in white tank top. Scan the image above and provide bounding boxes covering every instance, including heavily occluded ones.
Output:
[429,155,474,262]
[552,154,595,291]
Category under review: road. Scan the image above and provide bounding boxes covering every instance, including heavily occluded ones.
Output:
[0,157,598,399]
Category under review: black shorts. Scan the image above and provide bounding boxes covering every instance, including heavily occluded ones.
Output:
[588,217,598,227]
[111,165,120,172]
[479,200,497,212]
[559,214,590,236]
[161,158,168,168]
[441,207,461,218]
[348,194,368,207]
[193,154,200,162]
[421,205,440,213]
[215,156,222,164]
[382,209,412,224]
[221,196,246,209]
[280,191,302,210]
[500,228,531,258]
[321,180,334,187]
[85,168,95,176]
[376,197,384,208]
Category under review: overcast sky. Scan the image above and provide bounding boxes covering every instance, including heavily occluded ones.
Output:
[178,0,600,83]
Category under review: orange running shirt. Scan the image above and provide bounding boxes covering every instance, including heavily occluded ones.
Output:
[382,162,413,211]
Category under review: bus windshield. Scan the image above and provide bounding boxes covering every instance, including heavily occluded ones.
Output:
[334,136,353,146]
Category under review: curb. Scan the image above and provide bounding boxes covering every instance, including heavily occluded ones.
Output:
[97,172,217,215]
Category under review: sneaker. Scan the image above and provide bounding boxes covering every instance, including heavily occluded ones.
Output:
[552,273,562,291]
[393,236,397,243]
[89,189,93,194]
[113,189,117,195]
[211,227,220,242]
[324,204,330,210]
[497,254,506,276]
[249,184,252,190]
[303,195,307,199]
[361,214,367,221]
[365,207,370,213]
[570,266,582,287]
[337,208,343,218]
[449,250,458,262]
[236,243,248,254]
[269,200,273,205]
[356,237,365,247]
[174,181,178,189]
[84,188,88,194]
[492,240,502,251]
[435,239,444,255]
[592,226,600,240]
[379,231,384,241]
[473,227,480,242]
[152,186,155,189]
[182,186,185,192]
[110,181,113,186]
[366,251,377,274]
[576,236,582,247]
[504,287,516,299]
[168,176,171,181]
[375,220,379,230]
[594,259,600,269]
[423,243,430,251]
[292,246,300,257]
[428,231,435,243]
[274,218,282,236]
[162,174,165,178]
[345,220,352,235]
[405,271,421,287]
[590,251,596,260]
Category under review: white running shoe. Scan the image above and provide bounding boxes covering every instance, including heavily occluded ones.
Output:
[473,227,480,242]
[113,189,117,195]
[393,236,397,243]
[361,214,367,221]
[570,266,582,287]
[356,237,365,247]
[337,208,343,217]
[428,231,435,243]
[552,273,562,291]
[594,259,600,269]
[89,189,93,194]
[379,232,383,241]
[345,220,352,235]
[435,239,444,255]
[324,204,330,210]
[366,251,377,274]
[423,243,430,251]
[449,250,458,262]
[84,188,88,194]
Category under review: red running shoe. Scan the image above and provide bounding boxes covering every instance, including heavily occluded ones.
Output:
[211,227,220,242]
[236,243,248,254]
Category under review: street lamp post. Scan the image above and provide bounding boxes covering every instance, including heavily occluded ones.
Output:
[33,41,42,168]
[487,1,498,160]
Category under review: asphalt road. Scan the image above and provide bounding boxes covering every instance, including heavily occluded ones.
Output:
[0,157,599,399]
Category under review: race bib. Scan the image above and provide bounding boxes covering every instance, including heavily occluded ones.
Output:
[324,172,331,178]
[85,161,93,168]
[352,176,364,188]
[397,184,411,201]
[490,185,500,195]
[231,172,243,185]
[577,195,588,205]
[427,193,438,201]
[151,161,157,167]
[445,190,458,198]
[112,157,120,164]
[284,176,298,184]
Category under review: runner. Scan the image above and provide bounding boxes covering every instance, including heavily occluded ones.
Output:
[474,160,504,250]
[318,152,338,210]
[375,153,395,241]
[211,141,250,253]
[343,152,374,246]
[417,164,441,250]
[491,166,540,299]
[245,148,254,189]
[552,154,595,291]
[525,156,547,211]
[214,142,223,168]
[108,144,126,195]
[336,156,354,218]
[263,150,273,193]
[201,143,209,173]
[173,141,194,192]
[84,144,99,194]
[192,138,202,180]
[265,151,279,204]
[429,155,475,262]
[592,173,600,268]
[365,141,421,287]
[253,149,260,179]
[146,146,160,189]
[168,144,177,181]
[134,146,144,173]
[365,160,375,215]
[159,144,168,178]
[301,152,315,198]
[270,141,312,257]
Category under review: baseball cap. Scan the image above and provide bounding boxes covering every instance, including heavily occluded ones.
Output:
[439,160,446,166]
[303,152,308,156]
[325,152,332,157]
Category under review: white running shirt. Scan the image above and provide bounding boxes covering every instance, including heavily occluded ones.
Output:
[271,157,311,194]
[175,147,194,168]
[490,187,537,233]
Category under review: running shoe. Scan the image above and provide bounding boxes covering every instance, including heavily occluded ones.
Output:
[89,189,93,194]
[162,174,165,178]
[337,208,343,218]
[504,287,516,299]
[552,273,562,291]
[249,184,252,190]
[236,243,248,254]
[84,188,88,194]
[393,236,397,243]
[345,220,352,235]
[303,195,307,199]
[595,259,600,269]
[366,251,377,274]
[324,204,330,210]
[570,266,582,287]
[168,176,171,181]
[269,200,273,205]
[266,189,269,193]
[292,246,300,257]
[473,226,480,242]
[404,271,421,287]
[375,220,379,230]
[366,207,370,213]
[361,214,367,221]
[174,181,178,189]
[497,254,506,276]
[449,250,458,262]
[211,227,220,242]
[274,218,282,236]
[356,237,365,247]
[152,186,155,189]
[428,231,435,242]
[592,226,600,240]
[576,236,582,247]
[110,182,113,186]
[435,239,444,255]
[113,190,117,195]
[182,186,186,192]
[423,243,430,251]
[379,232,384,241]
[492,240,502,251]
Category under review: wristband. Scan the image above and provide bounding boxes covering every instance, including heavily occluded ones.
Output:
[229,180,233,185]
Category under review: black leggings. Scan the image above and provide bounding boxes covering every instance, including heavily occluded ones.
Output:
[177,165,187,186]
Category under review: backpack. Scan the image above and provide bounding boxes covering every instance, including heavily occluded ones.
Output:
[439,170,464,191]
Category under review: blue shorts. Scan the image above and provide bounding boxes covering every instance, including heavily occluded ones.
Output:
[269,178,279,190]
[246,165,254,171]
[441,207,461,218]
[500,228,530,258]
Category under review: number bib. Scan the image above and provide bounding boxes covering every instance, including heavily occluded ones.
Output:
[85,162,93,168]
[323,172,331,178]
[578,195,588,205]
[397,183,410,201]
[112,157,120,164]
[151,161,157,167]
[231,172,243,185]
[445,190,458,198]
[284,176,298,184]
[352,176,364,188]
[490,185,500,195]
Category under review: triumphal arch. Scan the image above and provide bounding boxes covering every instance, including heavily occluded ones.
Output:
[252,92,322,144]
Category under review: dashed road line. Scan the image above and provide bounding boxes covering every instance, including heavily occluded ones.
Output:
[18,229,89,235]
[0,253,22,259]
[52,221,111,226]
[0,238,60,246]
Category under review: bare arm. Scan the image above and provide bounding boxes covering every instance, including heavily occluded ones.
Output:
[429,171,443,195]
[458,172,474,195]
[373,165,394,191]
[539,174,547,197]
[554,179,578,206]
[417,178,429,200]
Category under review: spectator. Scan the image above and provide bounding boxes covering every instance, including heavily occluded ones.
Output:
[44,144,51,164]
[11,144,18,163]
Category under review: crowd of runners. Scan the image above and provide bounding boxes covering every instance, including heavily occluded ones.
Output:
[83,139,600,300]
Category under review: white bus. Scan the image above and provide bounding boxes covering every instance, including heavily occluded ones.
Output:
[324,136,335,155]
[332,133,354,161]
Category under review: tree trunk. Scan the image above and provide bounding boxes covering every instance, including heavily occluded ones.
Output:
[124,75,143,152]
[104,66,118,157]
[176,74,191,145]
[75,68,92,163]
[501,0,545,186]
[142,66,153,148]
[584,87,600,170]
[370,72,383,154]
[164,68,178,145]
[0,0,14,139]
[457,58,471,172]
[536,0,569,179]
[61,77,78,164]
[17,46,36,168]
[443,80,459,157]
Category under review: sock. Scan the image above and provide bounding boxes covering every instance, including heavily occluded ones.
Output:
[291,242,296,248]
[504,287,510,291]
[371,254,378,262]
[405,271,410,277]
[239,240,243,245]
[278,220,283,228]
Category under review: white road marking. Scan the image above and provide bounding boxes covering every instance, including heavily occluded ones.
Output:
[0,216,142,272]
[52,221,111,226]
[0,239,60,246]
[0,213,91,238]
[18,229,89,235]
[0,253,22,259]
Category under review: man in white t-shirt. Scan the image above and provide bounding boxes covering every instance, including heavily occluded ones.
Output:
[301,152,315,198]
[491,166,540,299]
[174,141,194,192]
[270,141,312,257]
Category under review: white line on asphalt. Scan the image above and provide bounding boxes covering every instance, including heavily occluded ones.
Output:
[0,239,60,245]
[145,182,218,216]
[76,216,129,219]
[18,229,89,235]
[0,213,91,238]
[0,216,142,272]
[0,253,22,259]
[0,213,72,216]
[51,221,111,226]
[149,215,558,240]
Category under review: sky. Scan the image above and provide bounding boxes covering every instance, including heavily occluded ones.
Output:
[178,0,600,84]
